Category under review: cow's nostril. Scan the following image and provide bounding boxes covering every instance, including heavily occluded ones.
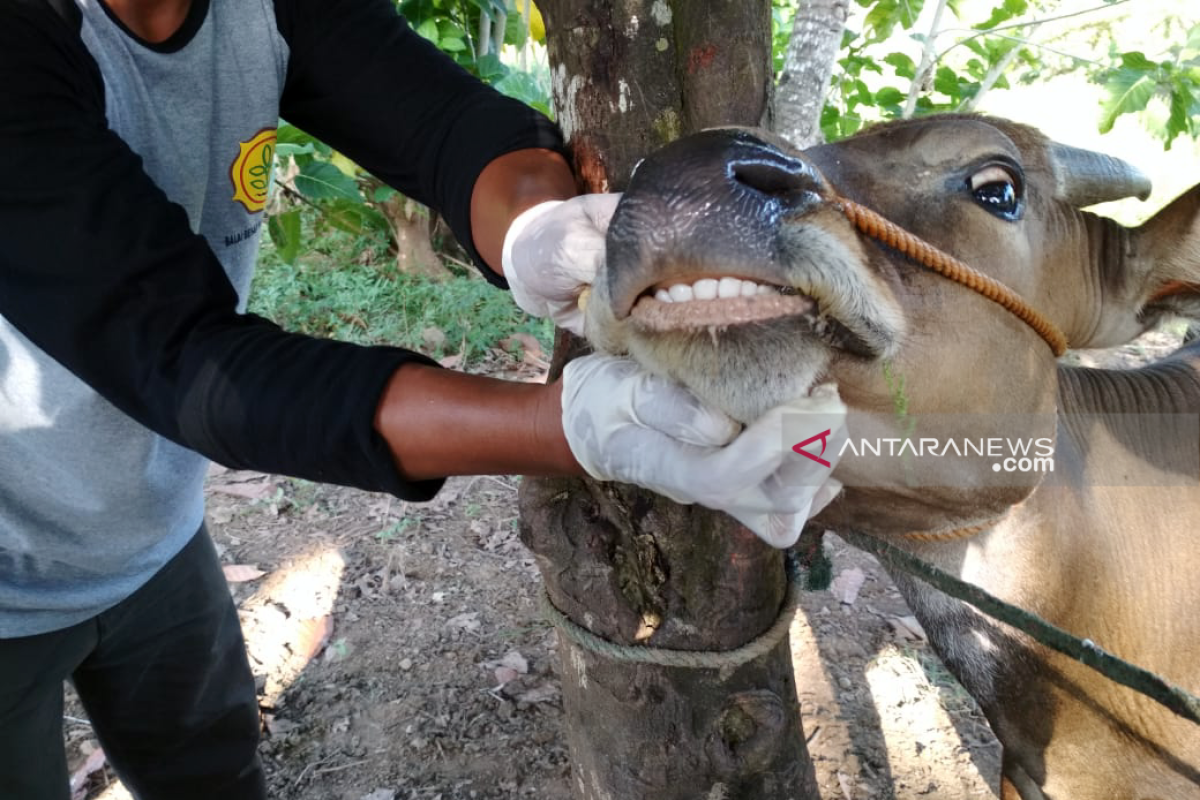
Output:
[729,159,824,213]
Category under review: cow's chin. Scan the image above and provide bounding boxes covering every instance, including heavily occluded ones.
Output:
[585,296,838,423]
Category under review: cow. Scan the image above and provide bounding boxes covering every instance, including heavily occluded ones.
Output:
[580,115,1200,800]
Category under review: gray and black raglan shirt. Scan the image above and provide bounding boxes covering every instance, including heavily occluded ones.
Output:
[0,0,561,636]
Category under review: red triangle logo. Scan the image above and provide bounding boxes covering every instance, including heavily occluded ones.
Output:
[793,429,832,468]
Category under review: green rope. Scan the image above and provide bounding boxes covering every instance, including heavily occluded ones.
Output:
[835,527,1200,726]
[540,575,803,675]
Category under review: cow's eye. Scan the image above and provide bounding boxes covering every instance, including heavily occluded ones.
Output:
[969,165,1022,220]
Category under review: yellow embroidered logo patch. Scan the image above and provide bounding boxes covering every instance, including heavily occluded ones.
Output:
[229,128,276,213]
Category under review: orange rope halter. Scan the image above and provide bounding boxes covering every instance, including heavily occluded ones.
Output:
[901,517,1002,543]
[835,197,1069,357]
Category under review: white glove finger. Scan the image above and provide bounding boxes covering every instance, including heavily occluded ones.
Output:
[626,371,740,447]
[771,385,849,487]
[726,505,810,549]
[809,477,843,517]
[578,192,622,231]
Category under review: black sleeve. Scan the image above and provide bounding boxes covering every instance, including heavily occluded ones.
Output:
[273,0,565,286]
[0,0,442,500]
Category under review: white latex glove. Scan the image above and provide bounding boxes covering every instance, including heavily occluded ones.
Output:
[501,194,621,335]
[561,354,848,548]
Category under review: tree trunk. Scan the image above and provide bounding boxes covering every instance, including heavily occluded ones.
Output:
[773,0,848,148]
[518,3,819,798]
[380,195,449,279]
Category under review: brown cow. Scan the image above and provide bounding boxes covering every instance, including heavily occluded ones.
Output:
[582,116,1200,800]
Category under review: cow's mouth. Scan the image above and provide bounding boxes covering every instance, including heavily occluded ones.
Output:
[628,275,876,356]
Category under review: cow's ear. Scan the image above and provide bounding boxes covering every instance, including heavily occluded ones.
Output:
[1077,185,1200,350]
[1129,184,1200,331]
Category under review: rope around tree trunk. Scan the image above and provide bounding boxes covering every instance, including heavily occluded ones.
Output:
[541,530,1200,725]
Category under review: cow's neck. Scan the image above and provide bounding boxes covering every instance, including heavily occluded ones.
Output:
[1057,349,1200,417]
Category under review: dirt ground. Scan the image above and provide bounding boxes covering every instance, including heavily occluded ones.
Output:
[65,327,1186,800]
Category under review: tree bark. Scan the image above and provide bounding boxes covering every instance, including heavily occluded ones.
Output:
[518,2,819,798]
[773,0,848,148]
[379,195,449,279]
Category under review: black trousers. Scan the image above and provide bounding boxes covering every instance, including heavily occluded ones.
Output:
[0,525,265,800]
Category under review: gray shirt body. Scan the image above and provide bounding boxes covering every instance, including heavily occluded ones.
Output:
[0,0,287,635]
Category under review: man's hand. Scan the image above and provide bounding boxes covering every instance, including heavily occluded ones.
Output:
[502,194,621,335]
[561,354,847,547]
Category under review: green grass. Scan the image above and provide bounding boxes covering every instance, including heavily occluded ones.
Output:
[248,215,554,367]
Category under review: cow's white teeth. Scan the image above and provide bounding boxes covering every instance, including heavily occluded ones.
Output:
[668,284,694,302]
[656,278,786,303]
[693,278,719,300]
[719,277,743,298]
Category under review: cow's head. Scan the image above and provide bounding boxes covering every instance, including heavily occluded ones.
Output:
[583,115,1200,533]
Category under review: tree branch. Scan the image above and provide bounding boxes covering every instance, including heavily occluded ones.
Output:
[957,22,1042,112]
[774,0,850,147]
[902,0,951,119]
[937,0,1134,63]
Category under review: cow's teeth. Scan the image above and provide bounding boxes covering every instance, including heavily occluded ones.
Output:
[693,278,719,300]
[654,277,795,302]
[718,277,743,298]
[668,283,695,302]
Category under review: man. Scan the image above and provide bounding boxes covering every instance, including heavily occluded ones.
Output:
[0,0,845,797]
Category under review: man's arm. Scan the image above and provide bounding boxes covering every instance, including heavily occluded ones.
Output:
[378,147,583,481]
[470,147,578,275]
[273,0,589,479]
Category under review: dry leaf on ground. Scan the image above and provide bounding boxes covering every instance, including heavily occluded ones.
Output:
[209,481,276,500]
[69,747,107,799]
[294,615,334,663]
[222,564,266,583]
[830,567,866,606]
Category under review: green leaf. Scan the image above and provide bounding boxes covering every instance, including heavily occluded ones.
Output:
[1098,70,1158,133]
[1118,51,1157,71]
[974,0,1027,31]
[415,18,440,44]
[372,184,399,203]
[438,19,468,40]
[933,65,965,97]
[439,36,467,51]
[874,86,905,105]
[323,198,389,237]
[503,8,528,48]
[493,70,549,109]
[863,0,925,41]
[275,123,314,146]
[275,142,315,158]
[1185,24,1200,56]
[475,52,507,83]
[267,210,302,265]
[295,162,362,201]
[1164,82,1194,149]
[883,52,916,79]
